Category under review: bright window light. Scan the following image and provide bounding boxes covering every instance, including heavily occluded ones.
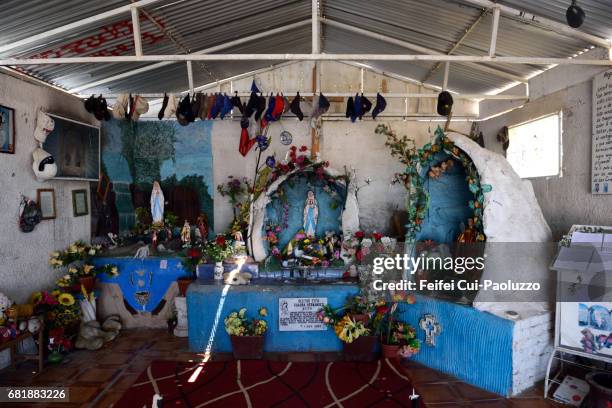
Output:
[507,112,562,178]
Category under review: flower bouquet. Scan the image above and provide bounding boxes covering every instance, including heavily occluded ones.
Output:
[370,293,420,359]
[224,307,268,359]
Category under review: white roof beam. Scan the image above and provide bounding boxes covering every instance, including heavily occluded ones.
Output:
[489,7,501,57]
[0,0,166,55]
[131,6,143,57]
[69,19,311,94]
[461,0,611,49]
[321,17,526,84]
[2,55,611,65]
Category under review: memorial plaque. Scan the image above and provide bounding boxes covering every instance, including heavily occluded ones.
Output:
[278,297,327,331]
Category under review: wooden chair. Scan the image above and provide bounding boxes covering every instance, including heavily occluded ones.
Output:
[0,320,45,374]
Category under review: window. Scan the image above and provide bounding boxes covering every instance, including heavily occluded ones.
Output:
[507,112,562,178]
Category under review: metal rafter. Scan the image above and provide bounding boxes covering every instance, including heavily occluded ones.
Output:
[321,18,525,84]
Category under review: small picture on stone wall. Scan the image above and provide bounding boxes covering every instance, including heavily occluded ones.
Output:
[72,189,88,217]
[0,105,15,154]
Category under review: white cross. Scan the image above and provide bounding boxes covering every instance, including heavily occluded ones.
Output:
[419,314,442,347]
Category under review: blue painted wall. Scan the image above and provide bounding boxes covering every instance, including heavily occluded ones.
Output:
[187,282,359,353]
[264,173,345,251]
[399,295,514,396]
[416,154,473,244]
[94,257,186,312]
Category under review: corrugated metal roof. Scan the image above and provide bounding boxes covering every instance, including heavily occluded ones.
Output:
[0,0,609,96]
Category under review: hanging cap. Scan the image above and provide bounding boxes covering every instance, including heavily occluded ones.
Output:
[112,94,129,120]
[345,96,355,119]
[220,94,233,119]
[231,92,244,115]
[130,96,149,121]
[318,93,330,112]
[176,94,192,126]
[84,95,95,113]
[163,95,178,119]
[33,111,55,144]
[158,94,169,120]
[198,93,209,120]
[255,94,266,121]
[32,147,57,181]
[360,94,372,118]
[352,94,361,122]
[282,95,291,114]
[437,91,454,117]
[264,93,276,122]
[190,92,202,120]
[272,94,284,120]
[290,92,304,121]
[372,93,387,119]
[250,80,260,93]
[93,95,111,121]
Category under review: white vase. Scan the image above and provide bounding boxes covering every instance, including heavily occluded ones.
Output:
[214,261,224,280]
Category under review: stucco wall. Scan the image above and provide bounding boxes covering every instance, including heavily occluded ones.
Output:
[479,74,612,239]
[0,71,94,304]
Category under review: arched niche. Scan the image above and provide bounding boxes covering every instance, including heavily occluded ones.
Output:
[249,165,359,261]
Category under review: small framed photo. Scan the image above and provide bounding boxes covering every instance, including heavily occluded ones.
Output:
[72,189,89,217]
[0,105,15,154]
[36,188,56,220]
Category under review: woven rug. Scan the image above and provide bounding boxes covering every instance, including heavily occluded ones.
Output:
[114,358,423,407]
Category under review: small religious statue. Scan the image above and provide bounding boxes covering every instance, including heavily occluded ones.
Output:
[303,190,318,237]
[457,218,477,243]
[150,181,165,226]
[181,220,191,245]
[196,214,209,242]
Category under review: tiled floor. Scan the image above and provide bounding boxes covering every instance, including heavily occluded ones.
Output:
[0,329,563,407]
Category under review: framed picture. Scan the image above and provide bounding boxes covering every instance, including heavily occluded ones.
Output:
[0,105,15,154]
[36,189,56,220]
[72,189,89,217]
[42,113,100,181]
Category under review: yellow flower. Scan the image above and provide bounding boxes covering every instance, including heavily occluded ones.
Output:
[259,307,267,317]
[83,264,94,274]
[57,293,75,306]
[50,251,60,258]
[51,290,60,297]
[110,267,118,276]
[68,245,78,253]
[30,292,42,304]
[68,267,78,274]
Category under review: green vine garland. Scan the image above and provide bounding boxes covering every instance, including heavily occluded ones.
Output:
[376,124,491,242]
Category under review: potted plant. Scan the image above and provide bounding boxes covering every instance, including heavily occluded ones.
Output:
[203,235,234,280]
[178,246,202,295]
[344,295,374,325]
[224,307,268,359]
[47,327,71,364]
[335,315,377,362]
[318,304,377,362]
[371,294,420,359]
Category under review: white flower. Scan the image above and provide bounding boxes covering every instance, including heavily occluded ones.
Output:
[381,236,391,245]
[88,249,96,256]
[361,238,373,248]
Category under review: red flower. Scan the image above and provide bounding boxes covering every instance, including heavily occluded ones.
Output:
[187,248,201,259]
[372,232,383,241]
[215,235,226,246]
[376,305,389,315]
[299,145,308,152]
[355,249,364,262]
[290,146,297,152]
[355,231,365,239]
[296,155,306,167]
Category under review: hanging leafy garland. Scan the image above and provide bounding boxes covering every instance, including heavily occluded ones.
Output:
[376,124,491,242]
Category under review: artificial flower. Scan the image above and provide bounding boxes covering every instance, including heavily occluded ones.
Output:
[57,293,75,306]
[354,231,365,239]
[83,264,95,274]
[259,307,268,317]
[265,155,276,168]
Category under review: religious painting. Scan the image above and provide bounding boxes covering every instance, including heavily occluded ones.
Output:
[72,189,89,217]
[0,105,15,154]
[100,119,214,235]
[37,188,56,220]
[42,114,100,180]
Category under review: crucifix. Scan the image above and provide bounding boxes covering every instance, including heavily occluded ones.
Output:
[419,314,442,347]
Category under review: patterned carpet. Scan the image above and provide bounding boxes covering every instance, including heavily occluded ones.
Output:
[114,358,423,407]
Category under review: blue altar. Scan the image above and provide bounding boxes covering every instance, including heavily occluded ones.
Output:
[187,280,359,353]
[93,257,186,312]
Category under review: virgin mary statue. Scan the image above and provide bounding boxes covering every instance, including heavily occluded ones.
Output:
[151,181,165,225]
[303,190,318,237]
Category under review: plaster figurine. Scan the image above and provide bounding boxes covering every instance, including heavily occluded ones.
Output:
[303,190,318,237]
[0,293,13,326]
[197,214,209,241]
[150,181,165,225]
[181,220,191,245]
[134,244,150,259]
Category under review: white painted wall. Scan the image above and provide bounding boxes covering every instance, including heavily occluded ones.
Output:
[0,71,94,304]
[479,53,612,239]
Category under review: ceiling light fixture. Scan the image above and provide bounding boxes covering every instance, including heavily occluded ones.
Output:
[566,0,586,28]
